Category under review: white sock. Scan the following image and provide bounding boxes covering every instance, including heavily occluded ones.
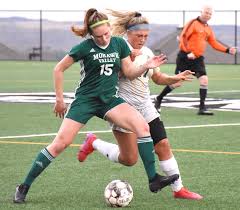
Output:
[159,156,183,192]
[92,139,120,163]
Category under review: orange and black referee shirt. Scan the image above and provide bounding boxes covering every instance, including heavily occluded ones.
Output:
[179,17,228,57]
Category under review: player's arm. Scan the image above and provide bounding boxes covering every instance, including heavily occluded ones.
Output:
[207,29,230,53]
[209,36,237,55]
[53,55,74,118]
[207,29,237,55]
[151,68,194,85]
[121,54,167,80]
[130,49,142,61]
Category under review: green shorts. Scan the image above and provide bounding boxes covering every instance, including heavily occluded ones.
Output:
[65,94,125,124]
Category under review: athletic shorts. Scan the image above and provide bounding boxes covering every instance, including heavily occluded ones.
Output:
[111,98,159,131]
[65,94,125,124]
[175,51,206,78]
[112,117,167,145]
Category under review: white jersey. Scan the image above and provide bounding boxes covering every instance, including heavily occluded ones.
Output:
[110,41,160,132]
[117,41,160,123]
[118,43,154,109]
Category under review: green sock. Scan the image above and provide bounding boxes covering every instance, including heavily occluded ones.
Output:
[23,148,54,186]
[137,136,156,181]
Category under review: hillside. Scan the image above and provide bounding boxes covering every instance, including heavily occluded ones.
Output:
[0,17,239,63]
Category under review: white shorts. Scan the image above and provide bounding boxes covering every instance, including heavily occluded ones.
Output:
[111,98,160,133]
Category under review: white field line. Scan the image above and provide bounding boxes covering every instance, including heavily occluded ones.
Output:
[168,90,240,95]
[1,123,240,140]
[0,90,239,97]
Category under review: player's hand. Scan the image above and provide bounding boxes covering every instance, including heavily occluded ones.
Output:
[130,49,142,61]
[145,54,167,69]
[176,70,195,81]
[229,47,237,55]
[187,52,196,60]
[53,100,67,118]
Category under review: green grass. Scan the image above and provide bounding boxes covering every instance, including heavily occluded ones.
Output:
[0,61,240,210]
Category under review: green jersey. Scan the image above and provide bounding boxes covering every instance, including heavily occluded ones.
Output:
[69,36,130,103]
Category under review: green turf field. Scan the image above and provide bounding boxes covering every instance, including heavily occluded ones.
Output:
[0,61,239,210]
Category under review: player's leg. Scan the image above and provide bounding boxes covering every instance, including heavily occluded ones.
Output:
[142,104,182,191]
[199,75,208,110]
[154,85,174,110]
[149,118,203,200]
[14,118,84,203]
[106,103,157,180]
[106,102,179,192]
[198,75,213,115]
[196,59,214,115]
[78,131,137,165]
[14,97,93,203]
[112,130,138,165]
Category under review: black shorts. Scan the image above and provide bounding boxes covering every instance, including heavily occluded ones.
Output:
[175,51,206,78]
[149,118,167,145]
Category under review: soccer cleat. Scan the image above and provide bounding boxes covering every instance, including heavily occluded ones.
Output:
[197,108,214,115]
[154,98,162,112]
[77,133,97,162]
[149,173,179,193]
[13,184,29,203]
[174,187,203,200]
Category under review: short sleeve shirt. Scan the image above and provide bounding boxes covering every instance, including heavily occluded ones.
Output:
[69,36,130,103]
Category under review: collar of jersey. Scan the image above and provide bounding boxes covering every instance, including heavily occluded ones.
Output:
[91,36,110,49]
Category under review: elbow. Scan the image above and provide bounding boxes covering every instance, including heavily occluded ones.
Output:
[154,79,163,85]
[123,71,135,81]
[54,64,63,75]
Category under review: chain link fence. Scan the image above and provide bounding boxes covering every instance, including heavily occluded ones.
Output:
[0,10,239,64]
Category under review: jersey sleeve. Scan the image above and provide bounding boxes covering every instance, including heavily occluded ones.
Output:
[207,29,228,53]
[68,43,84,62]
[118,37,131,59]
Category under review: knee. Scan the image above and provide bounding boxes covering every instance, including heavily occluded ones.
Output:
[200,82,208,87]
[154,138,171,156]
[120,154,138,166]
[133,123,150,138]
[125,157,138,166]
[141,123,150,135]
[157,138,170,148]
[139,121,150,136]
[199,75,208,85]
[49,134,70,156]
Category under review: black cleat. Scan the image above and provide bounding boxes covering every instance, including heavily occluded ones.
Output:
[197,108,214,115]
[149,173,179,193]
[154,98,162,112]
[13,184,29,204]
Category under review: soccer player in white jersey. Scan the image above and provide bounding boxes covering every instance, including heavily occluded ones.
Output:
[78,10,202,200]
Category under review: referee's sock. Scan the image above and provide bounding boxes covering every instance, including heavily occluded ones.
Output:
[199,86,207,109]
[156,85,173,102]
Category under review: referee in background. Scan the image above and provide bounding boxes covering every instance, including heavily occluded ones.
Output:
[154,5,237,115]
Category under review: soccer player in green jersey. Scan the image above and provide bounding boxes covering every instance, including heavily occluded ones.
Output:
[13,8,178,204]
[78,10,202,200]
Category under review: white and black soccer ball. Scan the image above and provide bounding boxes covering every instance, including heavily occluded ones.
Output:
[104,180,133,207]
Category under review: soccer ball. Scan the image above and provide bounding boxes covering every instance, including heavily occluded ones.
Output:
[104,180,133,207]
